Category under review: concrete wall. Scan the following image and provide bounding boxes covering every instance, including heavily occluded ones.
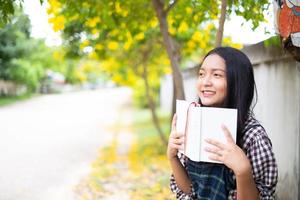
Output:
[243,43,300,199]
[160,42,300,199]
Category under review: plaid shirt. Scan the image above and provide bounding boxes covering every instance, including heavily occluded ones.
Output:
[170,116,278,199]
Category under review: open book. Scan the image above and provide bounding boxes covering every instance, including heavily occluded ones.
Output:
[176,100,237,163]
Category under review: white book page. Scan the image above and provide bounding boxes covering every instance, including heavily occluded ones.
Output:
[185,107,201,161]
[200,107,237,163]
[175,100,190,154]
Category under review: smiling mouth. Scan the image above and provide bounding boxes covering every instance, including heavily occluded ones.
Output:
[202,90,215,97]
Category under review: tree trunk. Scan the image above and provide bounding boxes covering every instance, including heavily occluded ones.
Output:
[215,0,227,47]
[142,62,168,145]
[152,0,185,101]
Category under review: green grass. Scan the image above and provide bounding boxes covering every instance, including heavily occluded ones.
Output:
[0,93,35,107]
[132,108,171,139]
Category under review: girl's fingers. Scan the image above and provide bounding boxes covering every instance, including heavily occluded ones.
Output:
[172,137,185,145]
[208,154,222,162]
[221,124,235,144]
[171,131,184,139]
[205,138,226,149]
[171,114,177,132]
[205,147,222,156]
[170,143,184,150]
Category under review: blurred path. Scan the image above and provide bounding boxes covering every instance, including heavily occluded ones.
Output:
[0,87,132,200]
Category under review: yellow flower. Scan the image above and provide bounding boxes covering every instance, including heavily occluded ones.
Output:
[107,41,119,50]
[187,40,196,49]
[85,17,101,28]
[110,29,119,37]
[88,51,98,59]
[95,43,104,50]
[112,74,123,83]
[48,15,65,32]
[121,9,129,17]
[80,40,90,50]
[52,50,63,61]
[169,26,176,35]
[91,28,99,36]
[47,0,61,14]
[75,70,87,82]
[149,18,158,28]
[82,2,90,8]
[124,31,133,50]
[192,31,202,43]
[178,21,188,33]
[193,14,199,21]
[115,2,122,13]
[186,7,193,14]
[69,14,79,21]
[134,32,145,41]
[167,17,175,26]
[121,23,126,28]
[199,40,206,49]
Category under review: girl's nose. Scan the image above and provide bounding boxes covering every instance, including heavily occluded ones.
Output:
[202,75,212,86]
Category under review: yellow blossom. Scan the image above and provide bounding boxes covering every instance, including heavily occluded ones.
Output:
[187,40,196,49]
[48,15,65,32]
[95,43,104,50]
[169,26,176,35]
[91,28,99,36]
[134,32,145,41]
[82,2,90,8]
[193,14,199,21]
[107,41,119,50]
[149,18,158,28]
[88,51,98,59]
[80,40,90,50]
[186,7,193,14]
[69,14,79,21]
[124,31,133,50]
[47,0,61,14]
[121,9,129,17]
[115,2,122,13]
[85,17,101,28]
[121,23,126,28]
[192,31,202,43]
[52,50,63,61]
[75,70,87,82]
[167,17,175,26]
[178,21,189,33]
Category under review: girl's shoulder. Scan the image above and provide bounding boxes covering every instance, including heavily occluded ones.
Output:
[242,116,272,150]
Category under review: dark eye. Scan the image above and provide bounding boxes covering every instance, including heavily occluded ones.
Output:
[213,73,222,77]
[198,71,205,77]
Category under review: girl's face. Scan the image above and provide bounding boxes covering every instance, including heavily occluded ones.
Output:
[196,54,227,107]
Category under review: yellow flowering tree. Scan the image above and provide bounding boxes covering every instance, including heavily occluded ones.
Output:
[47,0,269,144]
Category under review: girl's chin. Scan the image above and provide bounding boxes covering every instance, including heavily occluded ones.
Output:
[200,99,221,107]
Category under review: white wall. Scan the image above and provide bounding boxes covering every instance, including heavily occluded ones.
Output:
[244,43,300,199]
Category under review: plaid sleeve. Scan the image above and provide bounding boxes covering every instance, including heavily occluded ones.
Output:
[169,152,196,200]
[245,126,278,200]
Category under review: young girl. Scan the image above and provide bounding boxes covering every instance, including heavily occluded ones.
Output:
[167,47,278,199]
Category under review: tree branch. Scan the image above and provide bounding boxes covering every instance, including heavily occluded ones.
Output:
[165,0,178,14]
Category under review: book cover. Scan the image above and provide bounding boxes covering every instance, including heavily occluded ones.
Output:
[176,100,237,163]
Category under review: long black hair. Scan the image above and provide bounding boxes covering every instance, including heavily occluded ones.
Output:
[198,47,257,147]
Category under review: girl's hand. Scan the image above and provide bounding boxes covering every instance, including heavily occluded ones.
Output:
[205,125,251,176]
[167,114,184,160]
